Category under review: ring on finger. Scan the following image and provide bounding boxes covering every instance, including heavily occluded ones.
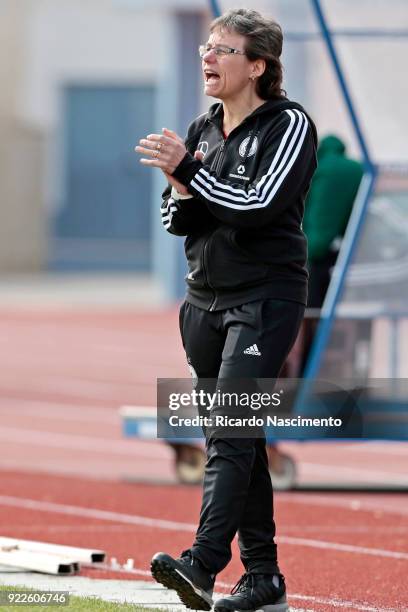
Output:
[156,142,162,151]
[153,150,160,158]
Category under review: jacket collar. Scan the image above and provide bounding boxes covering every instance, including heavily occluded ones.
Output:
[206,98,317,148]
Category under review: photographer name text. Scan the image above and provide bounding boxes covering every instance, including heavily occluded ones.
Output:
[168,415,343,428]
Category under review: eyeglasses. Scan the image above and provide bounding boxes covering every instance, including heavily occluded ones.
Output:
[198,44,246,58]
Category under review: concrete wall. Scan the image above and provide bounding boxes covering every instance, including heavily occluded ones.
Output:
[0,1,46,271]
[18,0,167,129]
[0,0,169,272]
[1,0,407,273]
[0,121,46,272]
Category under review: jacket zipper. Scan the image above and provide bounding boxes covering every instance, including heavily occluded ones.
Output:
[202,238,216,311]
[213,140,226,174]
[200,137,227,311]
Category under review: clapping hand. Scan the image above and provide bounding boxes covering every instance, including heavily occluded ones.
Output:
[135,128,204,196]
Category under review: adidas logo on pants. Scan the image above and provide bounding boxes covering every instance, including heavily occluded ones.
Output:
[243,344,261,356]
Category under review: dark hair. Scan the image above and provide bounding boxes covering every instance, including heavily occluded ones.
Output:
[210,8,285,99]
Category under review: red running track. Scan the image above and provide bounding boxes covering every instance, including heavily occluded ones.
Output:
[0,308,407,611]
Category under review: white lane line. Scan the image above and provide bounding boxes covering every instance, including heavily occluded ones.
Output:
[300,462,408,484]
[288,594,394,611]
[0,496,196,531]
[0,363,179,382]
[279,536,408,560]
[0,427,166,459]
[216,581,394,612]
[0,324,173,346]
[338,442,408,457]
[280,525,408,534]
[5,524,408,535]
[0,377,142,400]
[0,458,173,483]
[0,398,120,424]
[279,492,408,517]
[0,496,407,562]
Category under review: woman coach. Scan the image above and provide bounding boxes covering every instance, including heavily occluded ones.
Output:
[136,8,317,612]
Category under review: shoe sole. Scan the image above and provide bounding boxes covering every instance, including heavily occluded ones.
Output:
[151,556,213,611]
[214,598,289,612]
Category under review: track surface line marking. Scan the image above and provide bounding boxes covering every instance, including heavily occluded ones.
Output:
[0,427,163,458]
[1,495,407,562]
[279,535,408,560]
[3,523,408,535]
[217,581,395,611]
[339,442,408,457]
[300,461,408,483]
[279,492,408,517]
[0,495,196,531]
[0,399,121,423]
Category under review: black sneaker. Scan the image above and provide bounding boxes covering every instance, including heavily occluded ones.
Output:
[151,550,215,610]
[214,572,288,612]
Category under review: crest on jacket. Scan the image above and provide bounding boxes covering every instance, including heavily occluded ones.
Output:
[239,135,258,158]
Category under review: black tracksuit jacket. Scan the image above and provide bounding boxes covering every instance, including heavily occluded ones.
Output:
[161,98,318,311]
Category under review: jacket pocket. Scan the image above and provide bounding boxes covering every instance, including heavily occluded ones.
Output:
[206,227,269,289]
[179,301,187,348]
[184,233,207,288]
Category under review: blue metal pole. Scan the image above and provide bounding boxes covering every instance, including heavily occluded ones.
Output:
[295,0,379,418]
[300,0,377,387]
[300,170,377,384]
[310,0,374,173]
[285,29,408,41]
[208,0,221,17]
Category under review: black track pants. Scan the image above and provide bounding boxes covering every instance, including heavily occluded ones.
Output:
[179,298,304,575]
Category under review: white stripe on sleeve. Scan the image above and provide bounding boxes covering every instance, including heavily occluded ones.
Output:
[190,109,309,211]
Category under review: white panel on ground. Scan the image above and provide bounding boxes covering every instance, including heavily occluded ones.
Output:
[0,551,76,575]
[0,537,105,564]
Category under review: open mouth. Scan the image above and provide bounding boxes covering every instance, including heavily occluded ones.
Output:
[204,70,220,84]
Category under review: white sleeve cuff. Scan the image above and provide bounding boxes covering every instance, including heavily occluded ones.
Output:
[171,186,193,201]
